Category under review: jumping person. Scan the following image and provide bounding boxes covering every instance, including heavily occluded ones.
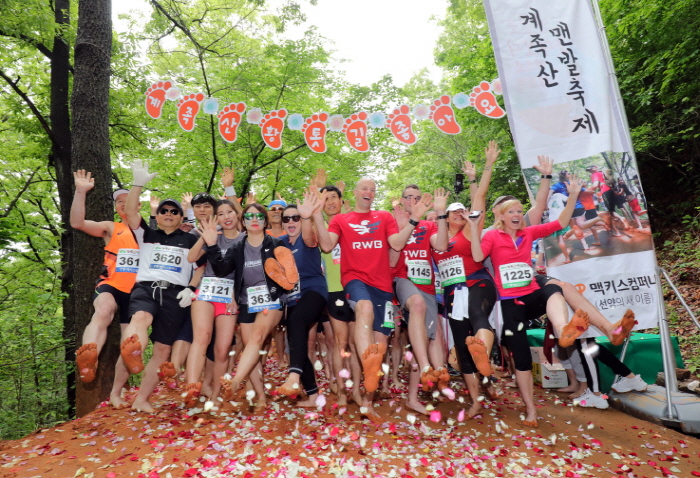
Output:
[312,178,433,424]
[70,171,138,403]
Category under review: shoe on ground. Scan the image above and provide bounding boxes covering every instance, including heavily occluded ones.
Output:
[574,388,609,409]
[611,374,647,393]
[447,365,461,377]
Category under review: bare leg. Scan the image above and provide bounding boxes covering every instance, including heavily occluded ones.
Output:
[463,373,482,418]
[185,300,215,386]
[515,370,538,427]
[274,325,288,368]
[109,324,132,408]
[210,313,237,399]
[405,356,427,416]
[348,322,363,405]
[428,317,447,370]
[330,317,350,405]
[405,294,431,375]
[132,342,172,413]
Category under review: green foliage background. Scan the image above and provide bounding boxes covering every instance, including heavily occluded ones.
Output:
[1,0,699,438]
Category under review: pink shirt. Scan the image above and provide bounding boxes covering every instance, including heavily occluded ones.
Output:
[481,222,561,297]
[391,220,437,294]
[328,210,399,293]
[591,171,610,193]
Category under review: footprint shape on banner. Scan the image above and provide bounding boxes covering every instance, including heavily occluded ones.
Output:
[429,95,461,135]
[386,105,416,145]
[177,93,205,132]
[145,81,173,119]
[469,81,506,118]
[342,111,370,152]
[301,113,329,153]
[260,109,287,150]
[218,102,247,143]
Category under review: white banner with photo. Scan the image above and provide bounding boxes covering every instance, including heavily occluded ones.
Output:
[483,0,659,331]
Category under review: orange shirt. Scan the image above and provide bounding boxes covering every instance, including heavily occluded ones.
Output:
[578,190,596,210]
[96,222,139,293]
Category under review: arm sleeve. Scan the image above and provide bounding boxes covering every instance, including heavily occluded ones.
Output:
[385,212,399,236]
[528,221,563,240]
[328,215,340,236]
[208,244,236,278]
[480,230,495,258]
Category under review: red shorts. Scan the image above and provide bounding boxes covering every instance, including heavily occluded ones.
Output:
[195,289,234,317]
[628,198,640,212]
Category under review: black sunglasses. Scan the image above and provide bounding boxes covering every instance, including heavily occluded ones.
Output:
[281,215,301,223]
[159,207,181,215]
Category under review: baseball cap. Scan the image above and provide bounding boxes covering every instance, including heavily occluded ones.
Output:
[446,202,467,212]
[268,199,287,208]
[585,165,597,172]
[491,195,517,210]
[191,192,217,207]
[112,189,129,201]
[158,198,184,215]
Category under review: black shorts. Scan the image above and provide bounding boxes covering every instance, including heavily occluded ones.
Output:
[94,284,132,324]
[237,303,257,324]
[326,291,355,323]
[584,209,598,221]
[572,207,585,219]
[128,282,191,346]
[174,315,193,343]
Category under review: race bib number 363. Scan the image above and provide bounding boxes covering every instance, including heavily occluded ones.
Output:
[149,245,185,273]
[499,262,534,289]
[247,285,281,312]
[115,248,139,273]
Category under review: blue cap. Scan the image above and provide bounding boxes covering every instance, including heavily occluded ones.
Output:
[268,199,287,208]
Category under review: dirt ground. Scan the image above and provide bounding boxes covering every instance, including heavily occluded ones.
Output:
[2,356,700,478]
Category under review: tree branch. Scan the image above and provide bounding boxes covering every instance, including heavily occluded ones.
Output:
[1,170,37,218]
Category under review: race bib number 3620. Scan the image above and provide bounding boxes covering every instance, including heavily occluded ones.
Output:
[499,262,534,289]
[149,245,185,273]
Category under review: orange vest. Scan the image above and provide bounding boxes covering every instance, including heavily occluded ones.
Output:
[96,222,139,293]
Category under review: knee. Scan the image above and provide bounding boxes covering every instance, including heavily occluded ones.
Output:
[354,301,373,318]
[130,311,151,328]
[407,295,426,316]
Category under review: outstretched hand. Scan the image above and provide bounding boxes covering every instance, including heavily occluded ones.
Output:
[73,170,95,194]
[198,216,221,246]
[533,155,554,177]
[484,140,501,165]
[433,188,449,214]
[181,192,193,209]
[246,191,256,205]
[297,188,322,219]
[566,174,583,198]
[131,160,157,187]
[221,167,235,188]
[313,168,327,189]
[462,161,477,182]
[410,193,434,220]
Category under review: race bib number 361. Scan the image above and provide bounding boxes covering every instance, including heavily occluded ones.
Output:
[149,245,185,273]
[116,248,139,273]
[499,262,534,289]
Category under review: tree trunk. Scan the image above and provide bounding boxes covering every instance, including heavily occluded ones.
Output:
[70,0,114,417]
[50,0,76,416]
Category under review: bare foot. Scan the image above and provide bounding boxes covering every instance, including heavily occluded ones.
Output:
[132,400,155,413]
[404,399,429,416]
[467,400,482,419]
[361,407,384,425]
[297,394,319,407]
[329,381,338,395]
[433,367,449,392]
[351,388,363,406]
[557,385,579,393]
[569,387,587,399]
[483,383,504,401]
[609,309,636,346]
[220,376,238,401]
[361,343,386,393]
[337,394,348,406]
[522,407,538,427]
[109,393,129,409]
[120,335,144,374]
[420,367,436,392]
[466,337,493,376]
[158,362,178,389]
[558,309,590,348]
[201,382,214,399]
[183,382,202,408]
[254,398,268,413]
[76,343,98,383]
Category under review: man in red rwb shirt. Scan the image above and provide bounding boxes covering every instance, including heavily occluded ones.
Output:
[314,178,432,423]
[390,185,449,411]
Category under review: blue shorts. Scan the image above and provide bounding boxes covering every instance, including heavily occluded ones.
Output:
[344,279,394,336]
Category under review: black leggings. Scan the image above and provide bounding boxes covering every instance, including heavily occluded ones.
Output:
[445,279,497,374]
[577,338,632,393]
[286,290,327,395]
[500,283,562,372]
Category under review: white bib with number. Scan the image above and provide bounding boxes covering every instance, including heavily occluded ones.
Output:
[197,277,234,303]
[115,248,139,273]
[288,279,301,301]
[331,244,341,264]
[406,259,431,285]
[149,245,185,273]
[499,262,534,289]
[437,256,466,286]
[382,301,395,329]
[247,285,281,312]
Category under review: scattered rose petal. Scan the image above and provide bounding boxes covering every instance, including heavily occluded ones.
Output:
[315,394,326,408]
[430,410,441,422]
[339,368,350,379]
[314,360,323,371]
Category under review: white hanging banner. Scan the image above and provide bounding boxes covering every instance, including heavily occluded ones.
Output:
[483,0,659,331]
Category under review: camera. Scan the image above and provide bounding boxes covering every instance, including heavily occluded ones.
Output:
[468,211,482,219]
[454,173,464,194]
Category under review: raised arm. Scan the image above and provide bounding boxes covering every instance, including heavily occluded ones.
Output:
[557,175,583,228]
[126,160,157,230]
[463,160,478,206]
[221,167,242,215]
[526,155,554,226]
[388,194,433,251]
[70,170,113,238]
[472,141,501,212]
[429,188,449,252]
[303,188,338,253]
[465,211,485,262]
[297,189,322,248]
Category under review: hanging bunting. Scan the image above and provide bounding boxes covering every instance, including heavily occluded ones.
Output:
[343,111,370,152]
[469,80,506,118]
[246,108,263,125]
[202,97,219,115]
[328,114,345,132]
[218,102,247,143]
[260,109,287,150]
[386,105,417,145]
[286,113,305,131]
[177,93,205,132]
[302,113,329,153]
[145,80,174,119]
[429,95,461,135]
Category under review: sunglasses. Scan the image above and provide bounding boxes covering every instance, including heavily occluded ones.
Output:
[269,206,284,212]
[243,212,266,221]
[402,195,422,202]
[159,207,181,215]
[281,215,301,223]
[192,193,215,202]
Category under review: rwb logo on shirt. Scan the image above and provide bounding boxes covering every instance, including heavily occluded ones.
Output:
[352,240,383,249]
[349,220,380,236]
[405,249,428,259]
[434,238,456,256]
[406,227,428,245]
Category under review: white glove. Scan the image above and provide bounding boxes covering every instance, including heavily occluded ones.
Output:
[177,288,196,308]
[131,159,158,187]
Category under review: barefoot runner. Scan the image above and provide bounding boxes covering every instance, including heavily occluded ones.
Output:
[119,160,201,412]
[70,171,138,406]
[313,178,433,424]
